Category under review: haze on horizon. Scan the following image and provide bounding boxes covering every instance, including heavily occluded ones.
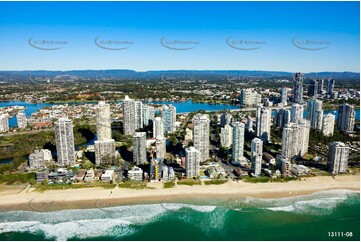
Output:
[0,1,359,73]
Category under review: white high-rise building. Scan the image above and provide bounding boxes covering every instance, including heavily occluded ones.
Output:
[156,136,166,160]
[55,118,75,166]
[94,140,115,165]
[239,89,262,107]
[16,113,27,129]
[280,87,288,105]
[327,142,349,174]
[185,146,200,178]
[293,73,304,104]
[291,103,304,124]
[29,149,52,169]
[306,99,323,130]
[256,105,271,142]
[0,114,9,133]
[251,138,263,176]
[123,96,144,135]
[246,116,253,132]
[123,95,136,135]
[143,105,155,126]
[220,124,232,148]
[95,101,115,165]
[192,114,210,162]
[135,101,143,130]
[153,117,164,139]
[275,109,291,128]
[232,122,245,163]
[337,104,355,132]
[322,113,335,137]
[281,120,310,160]
[96,101,112,140]
[133,132,147,165]
[162,105,176,133]
[220,113,232,127]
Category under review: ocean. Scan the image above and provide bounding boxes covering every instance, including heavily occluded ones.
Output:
[0,190,359,241]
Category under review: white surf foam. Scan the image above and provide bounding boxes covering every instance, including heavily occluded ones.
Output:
[0,203,217,240]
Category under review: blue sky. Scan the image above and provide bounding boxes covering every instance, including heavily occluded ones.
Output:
[0,1,359,72]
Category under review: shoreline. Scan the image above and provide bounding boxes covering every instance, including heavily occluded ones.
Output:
[0,175,359,212]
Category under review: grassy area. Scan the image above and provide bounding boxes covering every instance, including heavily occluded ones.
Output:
[204,179,228,185]
[163,181,176,189]
[177,178,202,186]
[33,182,117,192]
[241,176,270,183]
[118,181,148,189]
[303,153,314,160]
[311,168,332,176]
[271,177,298,182]
[0,173,36,185]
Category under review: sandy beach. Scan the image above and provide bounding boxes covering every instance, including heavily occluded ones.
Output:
[0,175,359,212]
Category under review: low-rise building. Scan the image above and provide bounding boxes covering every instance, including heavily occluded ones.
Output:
[84,169,95,181]
[291,165,311,176]
[35,169,49,182]
[281,159,291,176]
[101,170,115,182]
[76,170,86,181]
[128,166,143,181]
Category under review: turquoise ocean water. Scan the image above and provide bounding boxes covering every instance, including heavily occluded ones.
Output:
[0,190,359,241]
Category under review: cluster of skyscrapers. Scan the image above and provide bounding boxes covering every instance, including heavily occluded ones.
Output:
[28,72,356,180]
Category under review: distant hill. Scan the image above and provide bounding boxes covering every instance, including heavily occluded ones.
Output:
[0,69,359,81]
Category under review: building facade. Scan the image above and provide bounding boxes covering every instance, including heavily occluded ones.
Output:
[239,89,262,107]
[327,141,349,174]
[16,112,27,129]
[256,105,271,142]
[156,136,167,160]
[306,99,323,130]
[291,103,304,124]
[133,132,147,165]
[251,138,263,176]
[185,146,201,178]
[55,118,75,166]
[153,117,164,139]
[232,122,245,163]
[337,103,355,132]
[292,73,304,104]
[162,105,176,133]
[192,114,210,162]
[220,113,233,127]
[322,113,335,137]
[281,120,310,160]
[220,124,233,148]
[0,114,9,133]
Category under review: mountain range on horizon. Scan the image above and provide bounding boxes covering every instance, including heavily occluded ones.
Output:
[0,69,359,81]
